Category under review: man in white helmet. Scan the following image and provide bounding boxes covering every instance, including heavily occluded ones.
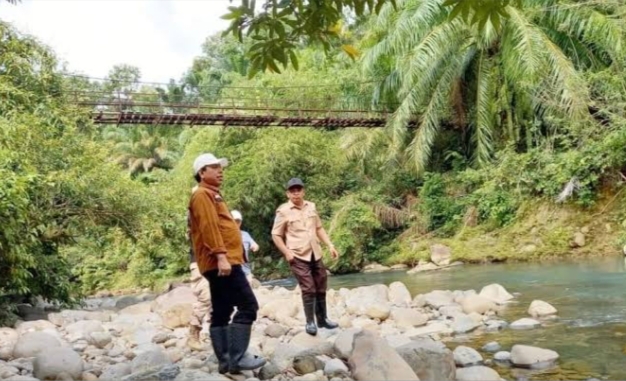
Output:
[188,153,265,375]
[230,210,259,282]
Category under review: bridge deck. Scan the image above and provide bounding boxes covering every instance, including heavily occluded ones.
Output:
[91,111,415,128]
[73,91,410,128]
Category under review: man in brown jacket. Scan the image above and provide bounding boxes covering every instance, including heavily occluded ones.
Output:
[271,178,339,335]
[188,153,265,374]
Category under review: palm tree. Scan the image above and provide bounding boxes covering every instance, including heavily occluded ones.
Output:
[356,0,625,173]
[103,127,178,177]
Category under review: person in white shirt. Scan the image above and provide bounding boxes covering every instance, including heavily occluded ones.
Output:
[231,210,259,282]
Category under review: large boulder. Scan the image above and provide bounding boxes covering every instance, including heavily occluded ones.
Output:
[100,363,133,379]
[131,349,173,373]
[15,320,58,336]
[345,284,390,320]
[388,282,412,306]
[455,366,501,381]
[13,331,61,358]
[453,346,483,367]
[333,328,361,359]
[348,330,419,380]
[65,320,105,342]
[527,300,558,318]
[459,295,497,314]
[271,331,334,372]
[421,290,454,309]
[390,308,428,328]
[478,284,514,304]
[0,328,18,360]
[430,244,452,266]
[395,338,455,381]
[510,345,559,369]
[151,287,196,329]
[33,347,84,380]
[510,318,541,330]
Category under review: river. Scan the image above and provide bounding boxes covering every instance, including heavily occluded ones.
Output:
[266,256,626,380]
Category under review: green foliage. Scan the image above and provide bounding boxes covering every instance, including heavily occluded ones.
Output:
[327,194,382,272]
[220,0,527,77]
[419,173,464,234]
[361,0,625,173]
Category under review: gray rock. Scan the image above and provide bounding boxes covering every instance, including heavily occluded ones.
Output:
[122,364,181,381]
[510,318,541,330]
[456,366,501,381]
[100,363,133,379]
[452,314,480,334]
[13,331,61,358]
[482,342,501,353]
[293,355,324,375]
[453,346,483,367]
[323,359,349,378]
[264,324,287,338]
[510,345,559,369]
[90,331,113,348]
[258,362,281,380]
[3,376,40,381]
[494,351,511,362]
[0,328,18,360]
[116,295,143,310]
[395,338,455,381]
[131,349,173,373]
[0,364,19,379]
[348,330,419,380]
[333,328,361,359]
[8,358,34,373]
[174,369,229,381]
[33,347,84,380]
[181,358,205,369]
[152,332,173,344]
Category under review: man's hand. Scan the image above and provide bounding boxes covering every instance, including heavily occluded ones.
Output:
[329,245,339,260]
[251,243,260,252]
[285,250,295,263]
[217,254,231,276]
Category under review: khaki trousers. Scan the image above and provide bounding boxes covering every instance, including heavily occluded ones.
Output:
[189,262,212,327]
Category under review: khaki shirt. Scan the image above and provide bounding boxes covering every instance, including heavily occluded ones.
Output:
[188,183,244,274]
[271,200,323,261]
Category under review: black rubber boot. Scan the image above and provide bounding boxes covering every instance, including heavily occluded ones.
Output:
[302,294,318,336]
[209,326,229,374]
[227,323,266,374]
[316,293,338,329]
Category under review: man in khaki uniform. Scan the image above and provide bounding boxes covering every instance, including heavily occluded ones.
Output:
[187,186,211,351]
[272,178,339,335]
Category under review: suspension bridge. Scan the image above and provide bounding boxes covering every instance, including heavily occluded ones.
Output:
[69,78,412,128]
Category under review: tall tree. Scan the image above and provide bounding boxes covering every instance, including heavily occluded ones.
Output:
[355,0,625,173]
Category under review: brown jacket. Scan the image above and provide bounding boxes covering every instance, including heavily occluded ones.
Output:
[271,200,323,261]
[188,183,244,274]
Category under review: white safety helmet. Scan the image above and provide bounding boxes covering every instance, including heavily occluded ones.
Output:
[231,210,242,221]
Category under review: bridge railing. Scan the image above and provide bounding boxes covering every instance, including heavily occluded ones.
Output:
[69,90,399,121]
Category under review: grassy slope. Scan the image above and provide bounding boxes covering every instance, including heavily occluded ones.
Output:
[386,190,626,266]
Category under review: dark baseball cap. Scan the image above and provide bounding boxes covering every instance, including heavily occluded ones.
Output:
[286,177,305,189]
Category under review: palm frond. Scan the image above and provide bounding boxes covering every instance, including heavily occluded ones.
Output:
[472,52,495,167]
[372,202,411,228]
[408,46,476,173]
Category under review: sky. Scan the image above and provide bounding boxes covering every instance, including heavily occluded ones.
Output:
[0,0,232,84]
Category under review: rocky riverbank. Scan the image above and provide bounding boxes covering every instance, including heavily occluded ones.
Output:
[0,281,566,381]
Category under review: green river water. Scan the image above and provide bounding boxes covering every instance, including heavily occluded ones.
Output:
[268,256,626,380]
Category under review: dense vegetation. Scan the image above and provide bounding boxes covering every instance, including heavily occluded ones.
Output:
[2,0,626,322]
